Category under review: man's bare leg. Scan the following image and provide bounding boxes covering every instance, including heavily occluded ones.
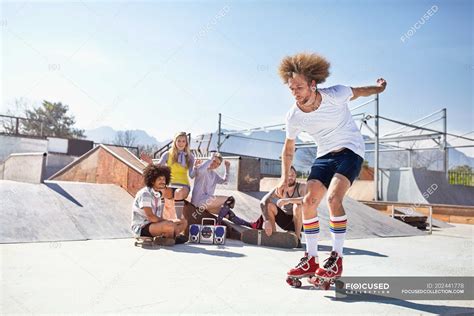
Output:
[148,221,176,238]
[264,203,278,236]
[326,173,351,257]
[292,204,303,240]
[171,218,188,236]
[302,180,327,258]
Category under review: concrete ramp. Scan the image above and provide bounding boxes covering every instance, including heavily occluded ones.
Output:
[50,144,147,196]
[412,168,474,206]
[0,180,133,243]
[2,180,425,244]
[216,189,425,240]
[1,152,47,183]
[346,180,374,201]
[380,168,474,206]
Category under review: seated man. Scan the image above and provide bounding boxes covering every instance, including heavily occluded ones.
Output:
[190,152,251,226]
[257,166,306,245]
[131,164,188,244]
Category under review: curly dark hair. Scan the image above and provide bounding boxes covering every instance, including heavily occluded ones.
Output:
[143,164,171,188]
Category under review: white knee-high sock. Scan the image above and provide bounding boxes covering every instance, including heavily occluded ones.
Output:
[330,214,347,257]
[303,216,320,259]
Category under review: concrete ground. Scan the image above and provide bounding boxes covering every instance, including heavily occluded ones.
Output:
[1,224,473,315]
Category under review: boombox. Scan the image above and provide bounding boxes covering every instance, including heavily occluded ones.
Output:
[188,218,226,245]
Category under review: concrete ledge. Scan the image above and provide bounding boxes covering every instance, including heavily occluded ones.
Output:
[3,152,47,183]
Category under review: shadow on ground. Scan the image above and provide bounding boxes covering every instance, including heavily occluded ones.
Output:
[326,293,474,315]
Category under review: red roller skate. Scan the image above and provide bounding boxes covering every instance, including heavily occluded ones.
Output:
[286,253,319,288]
[309,251,343,290]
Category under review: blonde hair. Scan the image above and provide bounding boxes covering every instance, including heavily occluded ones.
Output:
[169,132,192,168]
[278,53,330,85]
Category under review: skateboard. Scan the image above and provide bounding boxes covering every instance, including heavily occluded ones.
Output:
[134,236,175,248]
[241,229,298,249]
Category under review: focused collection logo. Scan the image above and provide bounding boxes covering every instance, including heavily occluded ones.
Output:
[344,282,390,294]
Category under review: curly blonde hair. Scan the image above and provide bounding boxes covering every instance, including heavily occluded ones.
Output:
[278,53,331,85]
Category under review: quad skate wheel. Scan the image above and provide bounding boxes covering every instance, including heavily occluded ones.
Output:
[335,280,344,289]
[286,277,294,286]
[294,279,302,288]
[320,281,330,290]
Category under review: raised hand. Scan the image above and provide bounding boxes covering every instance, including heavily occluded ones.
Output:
[376,78,387,91]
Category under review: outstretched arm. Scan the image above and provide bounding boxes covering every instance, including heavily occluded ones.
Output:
[350,78,387,101]
[216,160,230,184]
[276,182,307,207]
[157,152,169,166]
[276,138,296,198]
[277,197,304,207]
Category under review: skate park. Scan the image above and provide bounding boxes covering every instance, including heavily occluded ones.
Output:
[1,128,473,314]
[2,1,474,315]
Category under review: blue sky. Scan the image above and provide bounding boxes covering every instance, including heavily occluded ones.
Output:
[1,0,472,152]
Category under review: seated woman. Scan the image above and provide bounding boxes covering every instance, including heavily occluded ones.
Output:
[130,164,187,243]
[158,132,195,219]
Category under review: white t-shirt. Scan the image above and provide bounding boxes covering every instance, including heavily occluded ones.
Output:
[285,85,365,159]
[130,187,163,235]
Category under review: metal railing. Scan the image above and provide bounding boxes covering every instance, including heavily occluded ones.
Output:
[0,114,45,137]
[448,171,474,186]
[153,133,192,159]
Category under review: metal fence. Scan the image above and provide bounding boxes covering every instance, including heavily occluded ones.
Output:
[0,114,45,137]
[448,171,474,186]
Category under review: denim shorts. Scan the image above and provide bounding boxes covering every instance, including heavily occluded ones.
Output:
[307,148,364,188]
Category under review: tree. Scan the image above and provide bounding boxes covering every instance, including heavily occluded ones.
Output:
[296,147,317,168]
[1,98,30,134]
[113,130,137,147]
[450,165,472,173]
[138,144,160,156]
[22,100,85,138]
[411,149,443,170]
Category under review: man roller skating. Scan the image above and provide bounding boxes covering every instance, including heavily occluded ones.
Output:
[276,53,387,289]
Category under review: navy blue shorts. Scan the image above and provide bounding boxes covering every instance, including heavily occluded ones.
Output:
[307,148,364,188]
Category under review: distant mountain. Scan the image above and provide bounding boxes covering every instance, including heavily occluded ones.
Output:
[191,130,474,172]
[85,126,117,144]
[449,147,474,168]
[85,126,473,171]
[85,126,167,147]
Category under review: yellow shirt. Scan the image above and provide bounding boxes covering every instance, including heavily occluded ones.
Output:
[167,154,190,185]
